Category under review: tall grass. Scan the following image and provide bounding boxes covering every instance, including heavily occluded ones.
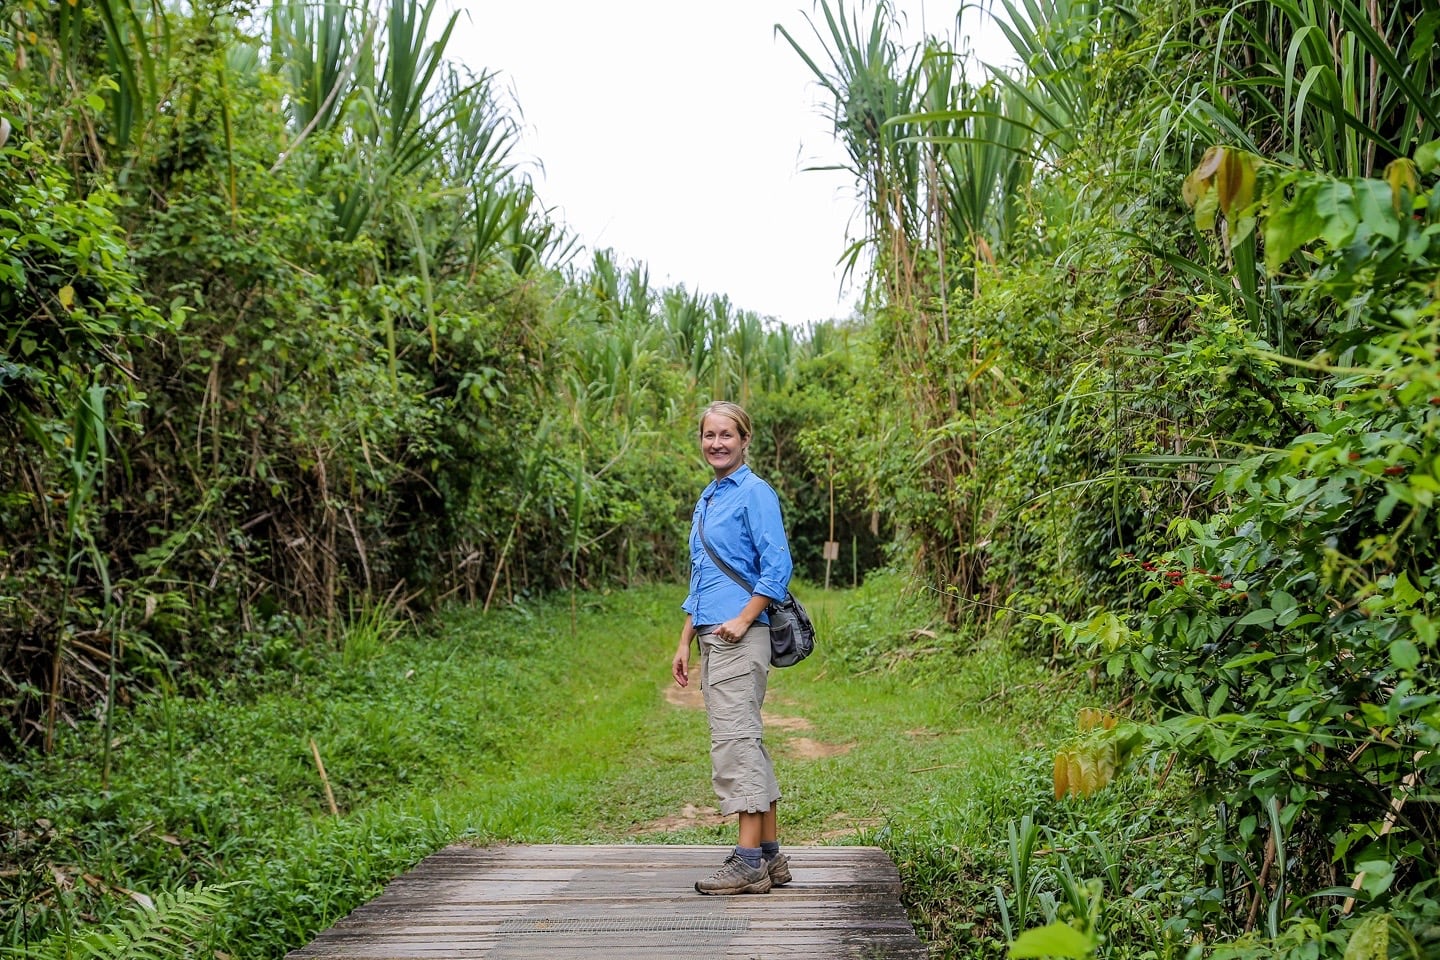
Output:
[1175,0,1439,177]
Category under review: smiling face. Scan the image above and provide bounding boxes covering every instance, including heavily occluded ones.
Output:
[700,412,749,479]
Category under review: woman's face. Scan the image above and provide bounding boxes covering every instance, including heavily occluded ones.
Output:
[700,413,748,479]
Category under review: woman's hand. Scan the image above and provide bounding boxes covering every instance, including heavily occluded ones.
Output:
[714,595,771,642]
[713,615,754,643]
[672,640,691,687]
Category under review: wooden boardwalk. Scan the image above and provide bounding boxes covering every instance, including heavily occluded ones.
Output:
[288,844,928,959]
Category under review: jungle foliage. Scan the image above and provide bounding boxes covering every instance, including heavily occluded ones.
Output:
[2,0,1439,957]
[781,0,1439,956]
[0,0,867,755]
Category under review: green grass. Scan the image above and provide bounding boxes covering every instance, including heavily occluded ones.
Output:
[2,575,1180,959]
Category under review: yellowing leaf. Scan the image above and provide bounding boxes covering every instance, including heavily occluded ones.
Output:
[1383,159,1419,213]
[975,234,995,265]
[1183,146,1223,208]
[1194,145,1224,180]
[1184,146,1265,235]
[1096,746,1117,788]
[1193,186,1219,231]
[1181,168,1209,209]
[1216,149,1259,220]
[58,285,75,310]
[1076,751,1099,796]
[1053,751,1070,800]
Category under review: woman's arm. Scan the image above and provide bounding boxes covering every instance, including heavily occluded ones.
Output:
[673,614,696,686]
[746,483,793,604]
[712,594,772,644]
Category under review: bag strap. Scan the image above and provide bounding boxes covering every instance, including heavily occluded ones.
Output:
[697,503,756,594]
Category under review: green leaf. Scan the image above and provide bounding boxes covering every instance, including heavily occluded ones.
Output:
[1376,492,1400,523]
[1343,912,1389,960]
[1355,860,1394,897]
[1389,638,1420,671]
[1390,572,1422,608]
[1353,179,1399,242]
[1009,922,1097,959]
[1222,651,1278,669]
[1413,613,1437,647]
[1237,609,1277,627]
[1264,183,1328,271]
[1314,180,1359,248]
[1416,139,1440,174]
[1206,683,1229,718]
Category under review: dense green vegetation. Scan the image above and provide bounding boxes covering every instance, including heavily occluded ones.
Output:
[0,0,859,752]
[5,579,1082,959]
[3,0,1437,957]
[775,0,1439,954]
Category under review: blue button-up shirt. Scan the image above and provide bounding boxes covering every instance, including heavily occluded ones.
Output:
[682,465,793,628]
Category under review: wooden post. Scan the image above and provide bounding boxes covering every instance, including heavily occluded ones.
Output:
[310,738,340,816]
[824,459,836,590]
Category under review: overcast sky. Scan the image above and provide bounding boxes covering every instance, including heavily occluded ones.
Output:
[443,1,1015,328]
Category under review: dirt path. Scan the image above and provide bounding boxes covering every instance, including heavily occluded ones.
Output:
[634,679,866,836]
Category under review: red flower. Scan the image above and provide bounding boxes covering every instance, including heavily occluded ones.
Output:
[1384,465,1406,476]
[1141,561,1156,571]
[1219,581,1233,589]
[1348,452,1362,461]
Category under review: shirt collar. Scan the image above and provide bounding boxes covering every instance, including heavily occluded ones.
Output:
[703,463,752,498]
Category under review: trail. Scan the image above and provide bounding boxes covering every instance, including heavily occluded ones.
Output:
[536,583,1068,853]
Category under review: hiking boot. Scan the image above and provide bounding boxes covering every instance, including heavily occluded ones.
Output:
[765,852,792,887]
[695,854,772,895]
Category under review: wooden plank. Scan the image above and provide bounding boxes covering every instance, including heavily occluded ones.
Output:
[288,844,927,959]
[318,904,913,919]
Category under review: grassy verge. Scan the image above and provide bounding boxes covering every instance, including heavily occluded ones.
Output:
[2,576,1191,959]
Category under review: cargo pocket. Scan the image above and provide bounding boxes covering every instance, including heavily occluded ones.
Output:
[704,660,759,740]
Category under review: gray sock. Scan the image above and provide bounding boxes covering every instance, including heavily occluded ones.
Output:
[735,845,763,869]
[760,841,780,861]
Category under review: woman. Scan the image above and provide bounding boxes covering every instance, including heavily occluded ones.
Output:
[672,400,794,895]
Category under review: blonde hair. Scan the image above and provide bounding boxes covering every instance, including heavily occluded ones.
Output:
[698,401,753,442]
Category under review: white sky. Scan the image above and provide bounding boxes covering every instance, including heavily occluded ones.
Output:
[444,1,1015,328]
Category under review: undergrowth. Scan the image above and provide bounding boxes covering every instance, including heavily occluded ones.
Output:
[1,587,674,956]
[2,575,1239,959]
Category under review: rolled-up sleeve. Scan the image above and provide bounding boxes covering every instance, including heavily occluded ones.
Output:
[745,483,792,601]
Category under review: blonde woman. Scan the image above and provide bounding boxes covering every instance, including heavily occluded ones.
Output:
[672,401,794,895]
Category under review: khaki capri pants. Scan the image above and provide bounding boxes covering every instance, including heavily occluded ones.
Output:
[699,622,781,815]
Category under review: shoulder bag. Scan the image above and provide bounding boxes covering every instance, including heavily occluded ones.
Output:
[697,511,815,667]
